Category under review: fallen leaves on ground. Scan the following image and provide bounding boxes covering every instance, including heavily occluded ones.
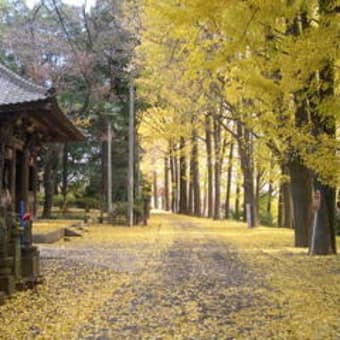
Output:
[33,220,83,234]
[0,214,339,339]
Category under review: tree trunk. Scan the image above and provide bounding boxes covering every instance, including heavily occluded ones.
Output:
[278,163,293,228]
[135,132,141,201]
[310,181,336,255]
[212,113,221,220]
[42,145,62,218]
[205,114,213,218]
[153,170,158,209]
[242,182,247,222]
[255,168,263,225]
[203,173,207,217]
[225,142,234,219]
[169,142,178,213]
[285,4,315,246]
[237,121,256,227]
[243,172,256,228]
[61,142,68,213]
[101,140,108,215]
[309,31,337,254]
[266,157,274,218]
[192,127,201,217]
[164,156,170,211]
[235,180,241,221]
[42,155,54,218]
[289,95,313,245]
[267,181,273,214]
[188,152,194,215]
[179,137,187,214]
[278,182,283,227]
[289,157,313,247]
[283,181,293,229]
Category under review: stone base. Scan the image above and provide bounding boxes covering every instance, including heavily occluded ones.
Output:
[0,256,13,274]
[0,274,15,295]
[21,246,40,284]
[9,237,22,280]
[33,228,64,243]
[64,227,82,237]
[15,280,27,291]
[0,256,15,295]
[0,291,5,305]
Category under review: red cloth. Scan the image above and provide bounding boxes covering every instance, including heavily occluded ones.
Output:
[22,212,32,221]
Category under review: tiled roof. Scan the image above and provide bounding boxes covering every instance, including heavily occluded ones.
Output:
[0,63,85,141]
[0,63,48,105]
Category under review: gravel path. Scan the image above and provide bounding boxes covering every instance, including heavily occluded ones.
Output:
[2,213,337,339]
[63,215,267,339]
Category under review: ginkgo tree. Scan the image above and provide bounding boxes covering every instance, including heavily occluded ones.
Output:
[137,0,339,254]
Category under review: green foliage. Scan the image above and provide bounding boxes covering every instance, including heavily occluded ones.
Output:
[75,196,100,212]
[258,193,276,227]
[53,194,76,210]
[230,210,243,222]
[36,192,44,207]
[113,201,129,216]
[261,211,274,227]
[0,0,138,212]
[336,209,340,235]
[114,200,144,218]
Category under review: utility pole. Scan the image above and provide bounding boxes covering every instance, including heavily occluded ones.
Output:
[107,119,113,214]
[128,78,135,226]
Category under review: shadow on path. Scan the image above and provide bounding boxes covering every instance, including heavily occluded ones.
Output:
[79,216,269,339]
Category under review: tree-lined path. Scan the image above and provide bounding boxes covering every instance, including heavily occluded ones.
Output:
[79,215,265,339]
[1,214,339,339]
[0,1,339,339]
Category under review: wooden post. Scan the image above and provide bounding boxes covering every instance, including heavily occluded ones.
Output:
[10,149,16,213]
[128,79,135,226]
[0,142,5,197]
[32,164,38,217]
[107,120,113,214]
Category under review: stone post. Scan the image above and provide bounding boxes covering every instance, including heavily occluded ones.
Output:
[20,212,40,286]
[0,203,15,296]
[7,212,24,288]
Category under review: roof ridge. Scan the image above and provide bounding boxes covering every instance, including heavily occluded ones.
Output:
[0,63,48,95]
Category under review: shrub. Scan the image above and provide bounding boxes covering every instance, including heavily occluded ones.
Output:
[261,211,274,227]
[53,194,76,210]
[336,210,340,235]
[75,196,99,212]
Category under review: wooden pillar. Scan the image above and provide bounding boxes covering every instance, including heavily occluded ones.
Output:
[10,149,16,213]
[32,164,38,217]
[0,142,5,196]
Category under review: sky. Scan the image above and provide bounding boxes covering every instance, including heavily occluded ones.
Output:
[26,0,97,12]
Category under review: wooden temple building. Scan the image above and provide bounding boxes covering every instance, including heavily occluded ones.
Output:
[0,63,84,303]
